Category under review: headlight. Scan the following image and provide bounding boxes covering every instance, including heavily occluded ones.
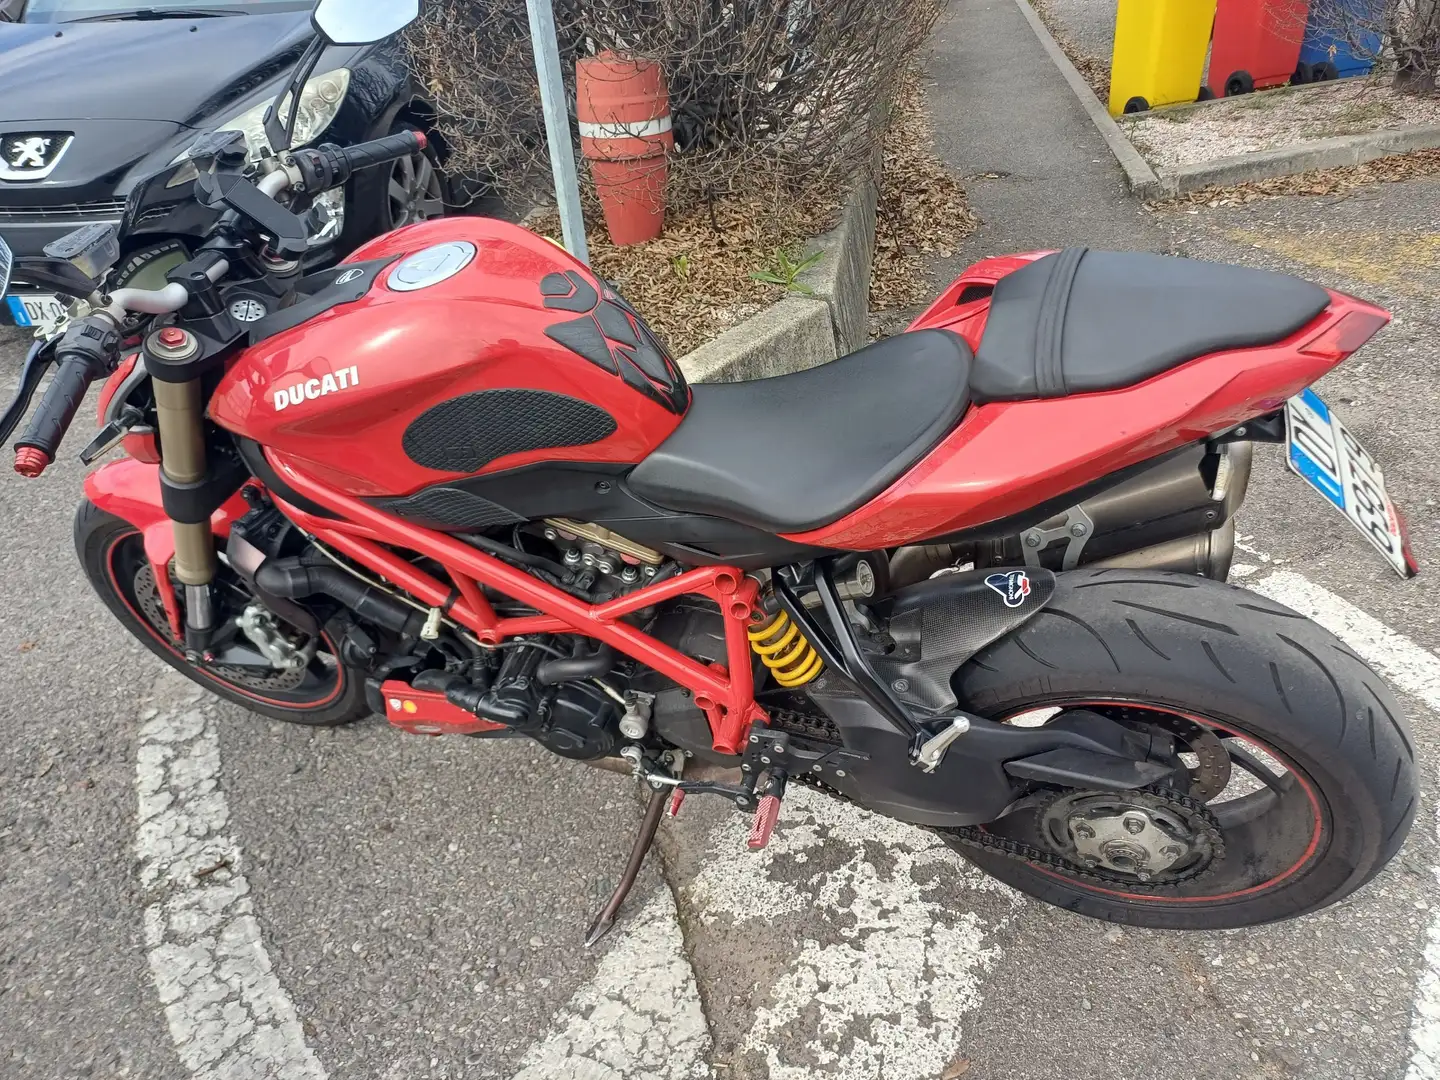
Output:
[194,69,352,165]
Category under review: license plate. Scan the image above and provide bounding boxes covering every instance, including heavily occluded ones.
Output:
[4,292,66,328]
[1286,388,1416,578]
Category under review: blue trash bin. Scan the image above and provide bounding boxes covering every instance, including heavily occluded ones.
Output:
[1298,1,1382,79]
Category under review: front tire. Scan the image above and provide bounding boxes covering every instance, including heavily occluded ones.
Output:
[950,568,1417,929]
[76,500,370,726]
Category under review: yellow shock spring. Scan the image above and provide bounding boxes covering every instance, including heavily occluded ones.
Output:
[747,610,824,688]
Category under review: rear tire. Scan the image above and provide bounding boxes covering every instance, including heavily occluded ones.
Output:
[76,500,370,726]
[950,568,1417,929]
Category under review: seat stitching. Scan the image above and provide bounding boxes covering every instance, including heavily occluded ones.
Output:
[1036,247,1086,396]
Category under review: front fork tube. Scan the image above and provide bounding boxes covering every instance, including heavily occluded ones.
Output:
[153,377,218,651]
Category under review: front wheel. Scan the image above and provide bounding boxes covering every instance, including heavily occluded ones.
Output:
[950,569,1417,929]
[76,500,370,726]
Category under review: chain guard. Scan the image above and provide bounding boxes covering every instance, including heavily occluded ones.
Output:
[769,707,1228,895]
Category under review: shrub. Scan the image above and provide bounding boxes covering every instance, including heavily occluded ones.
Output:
[1303,0,1440,92]
[409,0,946,210]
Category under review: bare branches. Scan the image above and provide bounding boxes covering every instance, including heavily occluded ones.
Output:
[1302,0,1440,92]
[409,0,946,210]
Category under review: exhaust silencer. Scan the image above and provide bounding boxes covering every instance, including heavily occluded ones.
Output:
[890,442,1253,585]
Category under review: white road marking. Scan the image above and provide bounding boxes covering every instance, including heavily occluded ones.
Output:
[123,566,1440,1079]
[1249,570,1440,1079]
[685,786,1022,1080]
[136,673,327,1080]
[509,889,711,1080]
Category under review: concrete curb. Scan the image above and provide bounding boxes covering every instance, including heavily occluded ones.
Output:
[1011,0,1163,199]
[1154,123,1440,195]
[676,169,879,383]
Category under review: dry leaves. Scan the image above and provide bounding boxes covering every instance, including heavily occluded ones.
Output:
[1149,146,1440,208]
[942,1057,973,1079]
[1029,0,1110,101]
[870,69,979,311]
[535,176,843,357]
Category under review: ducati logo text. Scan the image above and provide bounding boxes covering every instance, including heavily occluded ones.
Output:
[984,570,1032,608]
[273,366,360,411]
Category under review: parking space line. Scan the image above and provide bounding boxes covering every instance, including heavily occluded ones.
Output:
[135,675,327,1079]
[683,786,1022,1079]
[509,889,711,1080]
[124,567,1440,1078]
[1249,571,1440,1080]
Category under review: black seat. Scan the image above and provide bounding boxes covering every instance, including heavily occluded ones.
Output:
[628,330,972,533]
[971,248,1331,401]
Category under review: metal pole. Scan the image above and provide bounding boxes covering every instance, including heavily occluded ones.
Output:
[526,0,589,264]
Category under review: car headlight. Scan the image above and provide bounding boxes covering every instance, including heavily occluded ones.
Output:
[188,69,352,165]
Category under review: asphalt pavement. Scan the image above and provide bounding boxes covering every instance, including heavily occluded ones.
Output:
[4,1,1440,1076]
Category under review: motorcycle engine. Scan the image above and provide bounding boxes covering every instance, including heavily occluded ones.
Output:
[446,637,621,760]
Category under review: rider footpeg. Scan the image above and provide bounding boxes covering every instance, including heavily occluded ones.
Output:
[667,788,686,817]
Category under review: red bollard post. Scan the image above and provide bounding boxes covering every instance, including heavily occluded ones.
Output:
[576,52,673,246]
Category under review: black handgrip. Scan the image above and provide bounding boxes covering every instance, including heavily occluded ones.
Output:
[13,317,120,470]
[292,131,426,197]
[15,355,98,461]
[338,130,425,178]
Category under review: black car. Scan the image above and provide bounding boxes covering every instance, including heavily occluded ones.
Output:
[0,0,453,329]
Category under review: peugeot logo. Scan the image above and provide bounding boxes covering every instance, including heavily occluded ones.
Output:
[0,132,73,180]
[10,137,49,169]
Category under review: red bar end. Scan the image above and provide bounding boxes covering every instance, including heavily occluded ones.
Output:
[14,447,50,478]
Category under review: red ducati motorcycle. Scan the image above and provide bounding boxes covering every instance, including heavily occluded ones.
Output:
[1,0,1421,937]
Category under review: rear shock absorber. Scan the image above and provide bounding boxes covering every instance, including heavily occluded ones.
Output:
[747,610,823,688]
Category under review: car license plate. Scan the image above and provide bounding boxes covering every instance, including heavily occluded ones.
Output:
[4,293,66,328]
[1286,388,1416,578]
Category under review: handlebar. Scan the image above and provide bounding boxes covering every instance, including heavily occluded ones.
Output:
[8,129,419,478]
[291,130,427,195]
[14,318,121,477]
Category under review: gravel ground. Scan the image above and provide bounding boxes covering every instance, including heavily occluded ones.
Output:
[1123,77,1440,168]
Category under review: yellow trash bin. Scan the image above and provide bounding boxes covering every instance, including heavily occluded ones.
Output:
[1108,0,1217,117]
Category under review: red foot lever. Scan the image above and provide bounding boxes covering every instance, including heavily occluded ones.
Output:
[14,447,50,478]
[747,794,782,850]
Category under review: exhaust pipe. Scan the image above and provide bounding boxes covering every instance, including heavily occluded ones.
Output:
[1089,519,1236,579]
[889,442,1254,585]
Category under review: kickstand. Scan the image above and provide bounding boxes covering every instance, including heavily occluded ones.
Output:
[584,785,668,948]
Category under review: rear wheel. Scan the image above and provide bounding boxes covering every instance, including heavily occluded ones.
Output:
[949,569,1417,928]
[76,500,369,726]
[1225,70,1255,96]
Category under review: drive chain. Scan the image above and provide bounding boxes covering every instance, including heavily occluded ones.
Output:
[767,707,1227,894]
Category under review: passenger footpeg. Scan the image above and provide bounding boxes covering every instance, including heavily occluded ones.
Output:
[914,715,973,773]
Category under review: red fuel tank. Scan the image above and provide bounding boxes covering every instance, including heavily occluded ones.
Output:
[209,217,690,497]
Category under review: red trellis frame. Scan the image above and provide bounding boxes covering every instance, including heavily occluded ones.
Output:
[265,449,769,755]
